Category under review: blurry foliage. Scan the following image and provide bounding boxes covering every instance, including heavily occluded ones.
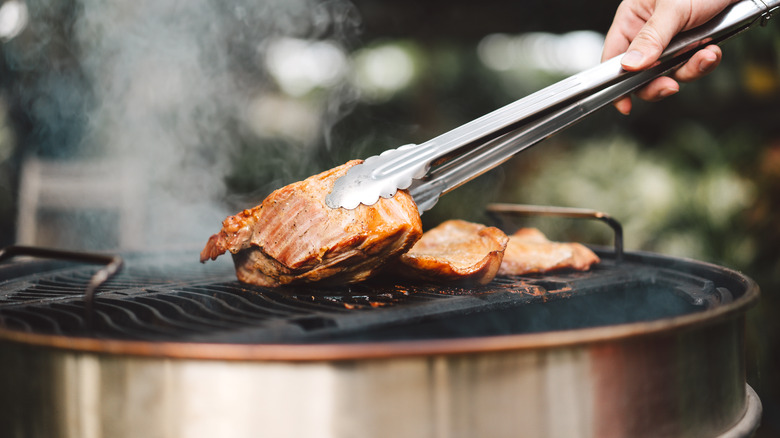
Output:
[503,133,756,264]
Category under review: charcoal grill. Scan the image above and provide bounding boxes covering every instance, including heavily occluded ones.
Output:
[0,248,750,347]
[0,207,762,438]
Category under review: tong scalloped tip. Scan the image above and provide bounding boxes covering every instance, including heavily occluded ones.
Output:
[325,144,426,210]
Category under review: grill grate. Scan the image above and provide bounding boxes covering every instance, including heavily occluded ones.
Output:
[0,250,736,344]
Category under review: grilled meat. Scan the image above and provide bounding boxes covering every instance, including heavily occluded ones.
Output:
[498,228,600,275]
[396,220,509,285]
[200,160,423,287]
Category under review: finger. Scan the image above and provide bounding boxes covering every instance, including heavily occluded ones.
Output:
[612,76,679,115]
[613,96,633,115]
[602,0,657,62]
[602,29,632,63]
[621,2,690,70]
[672,45,722,83]
[612,44,721,112]
[601,2,642,62]
[634,76,680,102]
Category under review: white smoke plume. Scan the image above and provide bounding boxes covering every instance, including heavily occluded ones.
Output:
[11,0,361,250]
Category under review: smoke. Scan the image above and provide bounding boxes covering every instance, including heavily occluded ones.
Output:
[7,0,361,250]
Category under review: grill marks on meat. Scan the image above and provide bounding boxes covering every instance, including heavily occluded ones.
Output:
[201,159,600,288]
[392,223,600,285]
[396,220,509,285]
[200,160,423,287]
[498,228,600,276]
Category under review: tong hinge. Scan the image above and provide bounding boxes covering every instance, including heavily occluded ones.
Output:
[757,0,779,25]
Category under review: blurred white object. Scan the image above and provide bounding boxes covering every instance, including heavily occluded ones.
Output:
[265,37,348,97]
[0,0,27,41]
[478,31,605,75]
[17,158,145,250]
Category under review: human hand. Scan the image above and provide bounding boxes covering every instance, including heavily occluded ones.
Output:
[602,0,737,114]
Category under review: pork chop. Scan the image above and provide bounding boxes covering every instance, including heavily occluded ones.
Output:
[200,160,423,287]
[498,227,600,275]
[396,219,509,285]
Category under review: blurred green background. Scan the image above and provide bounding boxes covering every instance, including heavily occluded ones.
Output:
[0,0,778,435]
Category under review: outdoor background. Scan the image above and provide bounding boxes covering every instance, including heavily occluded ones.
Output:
[0,0,778,435]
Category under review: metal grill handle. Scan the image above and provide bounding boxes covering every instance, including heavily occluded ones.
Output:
[0,246,123,325]
[486,204,624,261]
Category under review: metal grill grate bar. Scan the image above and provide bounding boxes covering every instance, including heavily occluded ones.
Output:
[0,250,739,344]
[178,287,305,318]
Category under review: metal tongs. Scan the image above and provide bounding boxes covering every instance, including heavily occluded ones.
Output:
[326,0,779,213]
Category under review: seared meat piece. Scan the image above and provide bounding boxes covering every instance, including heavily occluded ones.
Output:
[498,228,600,275]
[200,160,423,287]
[396,220,509,285]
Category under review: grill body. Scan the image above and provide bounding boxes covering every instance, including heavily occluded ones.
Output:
[0,249,761,438]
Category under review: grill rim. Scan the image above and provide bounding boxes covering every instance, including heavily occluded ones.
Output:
[0,248,759,361]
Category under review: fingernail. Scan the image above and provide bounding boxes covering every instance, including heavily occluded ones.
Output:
[659,87,678,98]
[621,50,644,69]
[698,54,717,73]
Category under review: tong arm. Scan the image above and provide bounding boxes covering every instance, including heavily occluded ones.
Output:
[326,0,776,211]
[408,50,691,211]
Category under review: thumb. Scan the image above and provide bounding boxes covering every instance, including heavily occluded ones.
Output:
[621,8,686,71]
